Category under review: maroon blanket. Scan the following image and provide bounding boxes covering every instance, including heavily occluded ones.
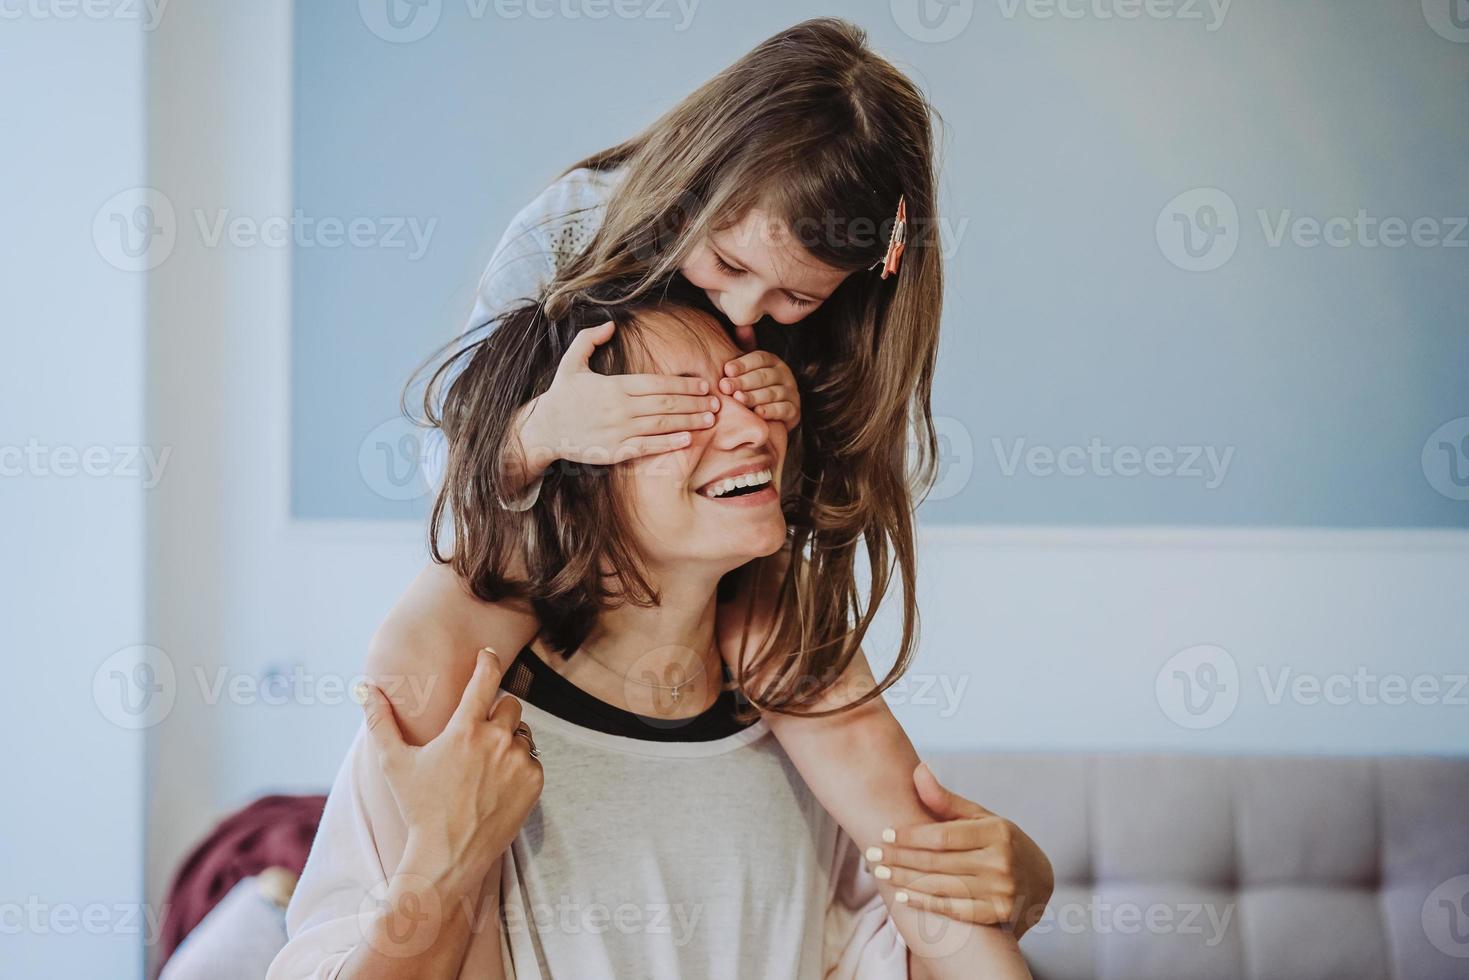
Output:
[156,794,326,972]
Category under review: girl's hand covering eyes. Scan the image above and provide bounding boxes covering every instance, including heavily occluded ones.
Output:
[515,321,721,474]
[719,350,801,430]
[865,763,1054,937]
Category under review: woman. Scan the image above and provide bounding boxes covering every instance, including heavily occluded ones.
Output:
[271,291,1031,978]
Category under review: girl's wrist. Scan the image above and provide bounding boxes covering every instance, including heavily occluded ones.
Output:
[511,399,554,481]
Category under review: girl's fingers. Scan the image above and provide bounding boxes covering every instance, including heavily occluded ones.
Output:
[886,818,993,852]
[631,412,716,436]
[754,402,798,425]
[724,366,782,391]
[892,890,1012,927]
[622,374,710,397]
[865,843,977,876]
[872,864,975,898]
[617,432,693,459]
[732,385,788,409]
[723,350,776,377]
[557,321,617,378]
[448,648,505,730]
[628,393,720,417]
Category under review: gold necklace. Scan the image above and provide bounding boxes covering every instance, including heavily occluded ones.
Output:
[579,646,712,704]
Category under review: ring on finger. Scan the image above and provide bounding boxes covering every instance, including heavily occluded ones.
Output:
[512,722,540,759]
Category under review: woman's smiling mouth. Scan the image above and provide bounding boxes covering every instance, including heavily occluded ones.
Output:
[696,466,776,502]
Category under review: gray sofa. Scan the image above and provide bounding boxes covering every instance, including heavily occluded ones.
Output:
[928,753,1469,980]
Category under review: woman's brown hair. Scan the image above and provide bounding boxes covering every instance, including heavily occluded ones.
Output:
[424,19,943,716]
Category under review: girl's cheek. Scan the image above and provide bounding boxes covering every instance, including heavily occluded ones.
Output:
[681,266,720,297]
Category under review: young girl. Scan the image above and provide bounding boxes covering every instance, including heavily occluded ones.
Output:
[274,293,1031,978]
[376,15,1049,955]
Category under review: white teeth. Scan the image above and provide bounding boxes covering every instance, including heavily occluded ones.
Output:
[705,469,773,498]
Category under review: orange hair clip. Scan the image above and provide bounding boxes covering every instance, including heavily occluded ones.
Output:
[876,196,907,280]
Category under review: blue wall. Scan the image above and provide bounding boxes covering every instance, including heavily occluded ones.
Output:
[292,0,1469,526]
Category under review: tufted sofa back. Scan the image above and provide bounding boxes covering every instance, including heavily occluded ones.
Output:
[927,753,1469,980]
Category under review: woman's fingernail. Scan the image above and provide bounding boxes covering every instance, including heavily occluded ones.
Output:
[351,682,371,705]
[698,380,709,394]
[895,891,909,904]
[701,413,715,426]
[882,828,897,844]
[874,865,892,881]
[709,397,721,411]
[733,391,746,403]
[865,846,883,863]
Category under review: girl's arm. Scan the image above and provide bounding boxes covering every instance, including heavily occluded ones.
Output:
[366,561,539,736]
[718,562,1047,978]
[758,658,1033,979]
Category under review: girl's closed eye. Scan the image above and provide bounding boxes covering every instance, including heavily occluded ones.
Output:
[713,253,746,277]
[714,253,815,308]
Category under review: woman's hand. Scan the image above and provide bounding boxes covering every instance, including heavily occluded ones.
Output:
[720,350,800,429]
[514,321,720,478]
[360,648,543,896]
[865,763,1053,936]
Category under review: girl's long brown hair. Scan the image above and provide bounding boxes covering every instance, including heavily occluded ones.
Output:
[423,19,943,716]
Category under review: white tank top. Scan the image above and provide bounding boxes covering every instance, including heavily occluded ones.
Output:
[496,700,906,979]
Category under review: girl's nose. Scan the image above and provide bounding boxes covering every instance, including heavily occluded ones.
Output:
[720,286,764,327]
